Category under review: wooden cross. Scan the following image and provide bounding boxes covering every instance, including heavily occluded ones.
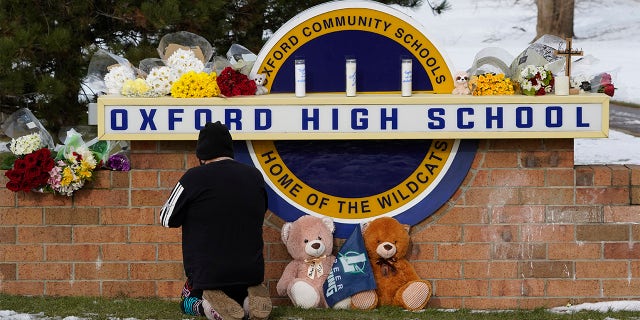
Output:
[555,37,583,77]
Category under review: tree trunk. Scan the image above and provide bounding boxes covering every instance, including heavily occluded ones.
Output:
[534,0,575,41]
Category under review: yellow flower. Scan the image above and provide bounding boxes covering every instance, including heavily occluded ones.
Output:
[171,71,220,98]
[472,73,514,96]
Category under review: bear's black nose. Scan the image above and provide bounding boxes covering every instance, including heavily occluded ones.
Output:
[383,244,393,251]
[311,243,321,250]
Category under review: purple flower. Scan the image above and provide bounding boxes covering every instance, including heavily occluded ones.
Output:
[106,153,130,171]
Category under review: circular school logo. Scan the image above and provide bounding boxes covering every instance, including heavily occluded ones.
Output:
[236,1,477,238]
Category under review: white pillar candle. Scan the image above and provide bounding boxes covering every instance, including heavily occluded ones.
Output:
[555,75,570,96]
[401,59,412,97]
[346,59,357,97]
[294,59,306,97]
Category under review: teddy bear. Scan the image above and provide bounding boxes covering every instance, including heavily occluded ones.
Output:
[452,71,471,95]
[350,217,432,311]
[252,73,269,95]
[277,215,350,309]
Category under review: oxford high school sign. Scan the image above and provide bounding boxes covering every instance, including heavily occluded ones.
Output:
[97,1,608,237]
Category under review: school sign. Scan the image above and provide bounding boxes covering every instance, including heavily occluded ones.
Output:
[97,1,608,237]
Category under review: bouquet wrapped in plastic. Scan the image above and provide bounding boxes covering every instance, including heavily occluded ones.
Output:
[85,49,138,96]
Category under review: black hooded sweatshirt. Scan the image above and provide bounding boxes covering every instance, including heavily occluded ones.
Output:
[160,159,268,291]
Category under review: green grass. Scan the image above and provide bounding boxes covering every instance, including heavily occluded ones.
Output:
[2,294,640,319]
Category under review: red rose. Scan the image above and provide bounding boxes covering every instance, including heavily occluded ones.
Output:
[6,180,22,192]
[600,83,615,97]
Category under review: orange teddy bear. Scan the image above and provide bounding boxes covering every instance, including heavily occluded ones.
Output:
[351,217,432,311]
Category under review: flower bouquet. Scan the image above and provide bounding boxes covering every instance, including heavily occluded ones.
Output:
[518,65,554,96]
[217,67,257,97]
[470,73,515,96]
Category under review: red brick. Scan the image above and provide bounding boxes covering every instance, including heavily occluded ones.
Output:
[611,165,631,186]
[158,244,182,261]
[89,170,112,189]
[102,244,157,261]
[157,280,184,298]
[102,280,156,297]
[577,225,629,241]
[18,263,71,280]
[602,279,640,297]
[46,281,101,296]
[266,242,289,261]
[631,165,640,185]
[75,263,129,280]
[491,205,545,223]
[492,243,546,260]
[519,261,574,278]
[468,169,489,187]
[0,208,42,225]
[73,189,129,206]
[546,168,575,186]
[465,187,519,205]
[0,281,44,295]
[130,153,185,169]
[520,224,574,242]
[160,171,185,188]
[132,189,168,206]
[0,227,15,243]
[74,226,128,243]
[413,261,461,278]
[129,225,181,243]
[46,244,100,261]
[111,171,131,188]
[0,263,16,280]
[413,225,461,242]
[592,166,613,186]
[490,279,544,297]
[547,280,600,296]
[130,140,157,152]
[17,192,72,206]
[490,169,544,187]
[519,188,574,205]
[463,297,520,310]
[130,262,184,280]
[0,244,43,261]
[45,208,99,225]
[546,206,602,223]
[131,170,159,188]
[17,226,71,243]
[0,189,16,206]
[576,187,630,205]
[604,242,640,259]
[548,243,600,260]
[436,279,489,296]
[576,261,628,278]
[100,208,155,225]
[464,261,519,279]
[604,206,640,223]
[521,151,573,168]
[464,225,518,243]
[438,206,488,224]
[483,151,519,168]
[438,243,490,260]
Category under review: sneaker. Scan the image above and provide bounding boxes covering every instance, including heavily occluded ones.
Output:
[247,284,272,320]
[203,290,245,320]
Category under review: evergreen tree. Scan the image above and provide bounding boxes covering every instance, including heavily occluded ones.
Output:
[0,0,421,136]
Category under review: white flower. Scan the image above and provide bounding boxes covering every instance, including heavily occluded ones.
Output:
[146,66,179,96]
[104,65,136,94]
[9,133,43,156]
[167,48,205,76]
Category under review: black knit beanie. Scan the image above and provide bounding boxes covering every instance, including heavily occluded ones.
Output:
[196,121,234,160]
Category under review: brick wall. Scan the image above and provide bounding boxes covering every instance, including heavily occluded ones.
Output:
[1,138,639,309]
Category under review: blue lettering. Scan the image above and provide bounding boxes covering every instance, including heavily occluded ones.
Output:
[140,109,157,130]
[576,106,590,128]
[457,108,474,129]
[486,107,503,129]
[302,108,319,130]
[332,108,339,130]
[516,106,533,128]
[111,109,128,130]
[195,109,212,130]
[255,109,272,130]
[351,108,368,130]
[168,109,184,130]
[381,108,398,130]
[427,108,445,129]
[546,106,562,128]
[225,109,242,130]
